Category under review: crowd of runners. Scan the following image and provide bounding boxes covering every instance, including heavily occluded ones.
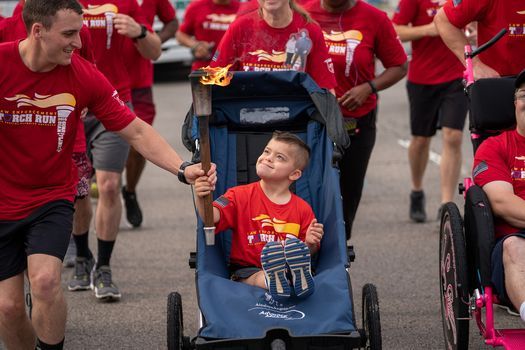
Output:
[0,0,524,348]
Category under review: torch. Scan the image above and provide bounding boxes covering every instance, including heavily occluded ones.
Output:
[189,65,232,245]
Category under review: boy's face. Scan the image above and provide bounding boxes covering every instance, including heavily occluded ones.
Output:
[33,9,83,67]
[256,139,301,182]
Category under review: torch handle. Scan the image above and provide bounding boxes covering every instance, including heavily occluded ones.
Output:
[198,115,214,229]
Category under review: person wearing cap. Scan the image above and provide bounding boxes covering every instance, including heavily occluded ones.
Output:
[472,70,525,321]
[434,0,525,79]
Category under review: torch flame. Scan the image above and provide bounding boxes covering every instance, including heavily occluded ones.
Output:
[199,64,233,86]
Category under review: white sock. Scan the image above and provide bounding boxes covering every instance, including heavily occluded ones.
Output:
[520,302,525,322]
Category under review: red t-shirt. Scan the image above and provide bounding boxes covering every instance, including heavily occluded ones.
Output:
[0,41,135,220]
[124,0,176,89]
[443,0,525,77]
[392,0,463,85]
[213,181,315,268]
[212,11,337,90]
[179,0,240,71]
[473,130,525,239]
[305,0,406,117]
[0,13,95,153]
[80,0,151,102]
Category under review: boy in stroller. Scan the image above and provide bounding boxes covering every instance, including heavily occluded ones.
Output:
[193,131,324,300]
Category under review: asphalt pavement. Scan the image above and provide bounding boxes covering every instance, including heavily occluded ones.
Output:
[3,68,523,350]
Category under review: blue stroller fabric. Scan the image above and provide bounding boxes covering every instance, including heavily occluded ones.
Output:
[189,72,355,339]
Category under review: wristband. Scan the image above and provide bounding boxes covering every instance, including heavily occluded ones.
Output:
[177,161,193,185]
[367,80,378,94]
[133,25,147,40]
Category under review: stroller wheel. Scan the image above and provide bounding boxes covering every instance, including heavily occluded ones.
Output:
[167,292,186,350]
[439,203,469,350]
[362,283,381,350]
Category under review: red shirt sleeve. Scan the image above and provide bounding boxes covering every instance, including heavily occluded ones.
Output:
[86,64,136,131]
[374,11,407,68]
[391,0,418,25]
[157,0,176,24]
[443,0,489,29]
[79,25,95,63]
[213,188,237,233]
[472,135,511,187]
[305,23,337,90]
[211,22,241,70]
[179,2,198,35]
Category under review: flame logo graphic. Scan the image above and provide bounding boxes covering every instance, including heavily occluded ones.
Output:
[5,93,76,108]
[252,214,300,236]
[323,30,363,42]
[248,50,286,63]
[206,13,237,23]
[517,10,525,14]
[83,4,119,15]
[515,156,525,160]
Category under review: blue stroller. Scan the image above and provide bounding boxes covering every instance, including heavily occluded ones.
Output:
[168,71,381,349]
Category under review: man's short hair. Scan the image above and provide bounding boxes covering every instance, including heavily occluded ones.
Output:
[23,0,83,32]
[271,130,311,170]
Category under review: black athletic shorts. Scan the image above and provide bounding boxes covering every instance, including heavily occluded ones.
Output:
[407,78,468,137]
[0,200,74,281]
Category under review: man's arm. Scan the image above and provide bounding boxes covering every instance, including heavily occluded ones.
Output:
[158,19,178,43]
[483,181,525,228]
[176,30,213,60]
[113,13,162,60]
[393,23,438,42]
[434,9,499,79]
[116,117,214,183]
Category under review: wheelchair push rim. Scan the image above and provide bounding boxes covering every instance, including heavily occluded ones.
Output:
[439,202,470,350]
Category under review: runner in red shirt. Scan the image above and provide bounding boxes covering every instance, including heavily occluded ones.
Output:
[304,0,406,239]
[211,0,337,91]
[392,0,468,223]
[435,0,525,79]
[194,131,323,299]
[76,0,163,300]
[0,1,214,349]
[176,0,239,71]
[121,0,178,229]
[472,71,525,321]
[0,1,98,267]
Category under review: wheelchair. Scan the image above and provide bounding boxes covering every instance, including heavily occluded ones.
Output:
[167,71,382,350]
[439,76,525,349]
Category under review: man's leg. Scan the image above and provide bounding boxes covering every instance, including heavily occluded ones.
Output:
[0,273,35,350]
[408,135,431,192]
[27,254,66,346]
[122,147,145,227]
[502,236,525,313]
[440,127,463,203]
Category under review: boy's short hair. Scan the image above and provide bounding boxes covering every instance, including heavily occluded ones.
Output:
[271,131,311,170]
[23,0,83,32]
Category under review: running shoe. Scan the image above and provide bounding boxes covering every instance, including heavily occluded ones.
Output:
[92,265,121,301]
[261,241,290,299]
[410,190,426,223]
[63,236,76,268]
[68,257,95,291]
[90,182,99,199]
[284,237,315,298]
[122,186,143,228]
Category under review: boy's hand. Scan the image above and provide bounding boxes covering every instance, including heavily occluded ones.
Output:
[194,176,213,197]
[306,219,324,247]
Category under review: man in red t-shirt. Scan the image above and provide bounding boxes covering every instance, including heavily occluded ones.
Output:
[304,0,407,239]
[121,0,178,229]
[77,0,162,301]
[176,0,239,71]
[392,0,468,223]
[435,0,525,79]
[194,131,323,299]
[473,71,525,321]
[0,2,214,349]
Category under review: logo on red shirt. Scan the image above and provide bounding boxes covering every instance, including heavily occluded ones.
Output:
[83,4,119,49]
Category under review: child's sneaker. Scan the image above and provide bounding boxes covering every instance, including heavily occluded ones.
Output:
[284,237,314,298]
[261,241,290,299]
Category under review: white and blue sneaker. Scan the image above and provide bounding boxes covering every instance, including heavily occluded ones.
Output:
[261,241,290,299]
[284,237,314,298]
